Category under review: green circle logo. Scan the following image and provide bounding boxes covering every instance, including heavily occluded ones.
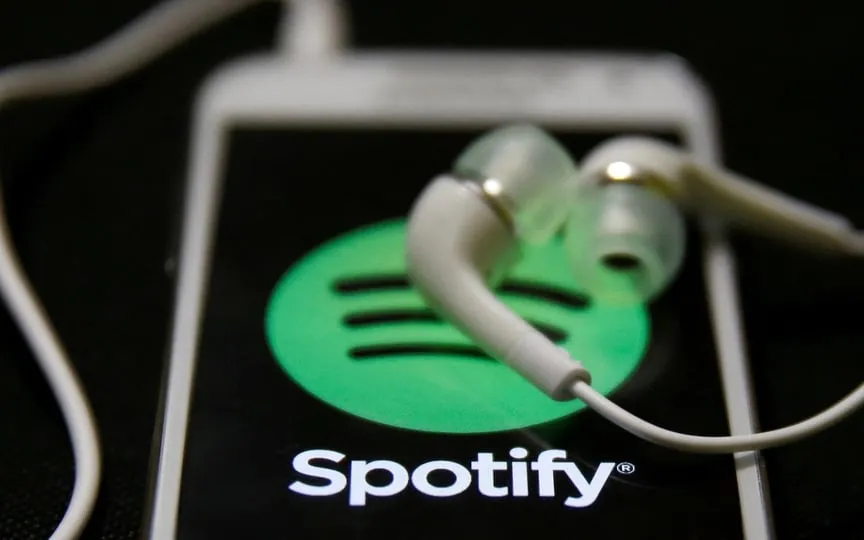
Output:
[265,219,648,434]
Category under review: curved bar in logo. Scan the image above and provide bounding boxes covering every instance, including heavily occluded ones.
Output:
[265,219,648,434]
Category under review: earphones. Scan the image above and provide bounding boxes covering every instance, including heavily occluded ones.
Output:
[406,124,864,454]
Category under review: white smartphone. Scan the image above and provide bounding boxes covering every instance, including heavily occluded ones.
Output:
[143,52,773,539]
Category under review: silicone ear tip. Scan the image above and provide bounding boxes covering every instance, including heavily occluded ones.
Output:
[454,124,556,176]
[453,125,579,244]
[565,184,685,304]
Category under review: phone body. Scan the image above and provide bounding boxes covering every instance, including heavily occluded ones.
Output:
[143,52,772,539]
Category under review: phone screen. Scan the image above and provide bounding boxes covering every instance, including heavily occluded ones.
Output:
[172,128,744,539]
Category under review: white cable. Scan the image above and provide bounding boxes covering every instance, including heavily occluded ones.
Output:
[0,1,265,104]
[571,380,864,453]
[279,0,348,58]
[0,1,265,538]
[0,189,99,540]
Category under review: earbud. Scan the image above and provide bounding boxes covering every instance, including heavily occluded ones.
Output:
[450,123,579,244]
[406,125,590,400]
[566,136,864,304]
[579,136,864,257]
[406,124,864,454]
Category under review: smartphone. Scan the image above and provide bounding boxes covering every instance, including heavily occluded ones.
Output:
[144,52,772,539]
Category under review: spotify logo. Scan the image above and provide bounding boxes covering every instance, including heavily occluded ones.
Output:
[288,448,616,508]
[265,219,648,433]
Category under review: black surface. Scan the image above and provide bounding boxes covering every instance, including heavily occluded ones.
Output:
[0,1,862,539]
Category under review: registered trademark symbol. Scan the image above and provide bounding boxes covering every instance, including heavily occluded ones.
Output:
[616,462,635,475]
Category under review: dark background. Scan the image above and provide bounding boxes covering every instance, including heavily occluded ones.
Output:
[0,1,862,539]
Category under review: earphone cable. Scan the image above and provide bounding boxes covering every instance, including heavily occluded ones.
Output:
[571,380,864,453]
[0,1,266,538]
[0,185,100,540]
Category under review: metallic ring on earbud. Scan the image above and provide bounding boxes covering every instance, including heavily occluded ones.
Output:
[595,160,681,201]
[458,175,517,233]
